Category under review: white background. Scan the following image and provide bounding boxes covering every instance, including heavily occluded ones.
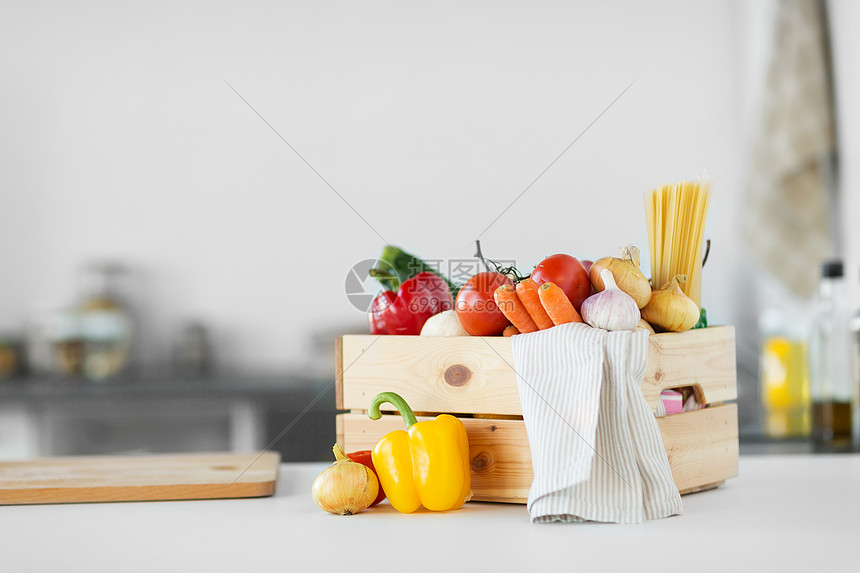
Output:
[0,0,856,374]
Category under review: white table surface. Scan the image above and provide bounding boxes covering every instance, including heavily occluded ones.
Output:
[3,454,859,572]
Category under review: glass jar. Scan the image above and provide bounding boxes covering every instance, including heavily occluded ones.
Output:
[77,263,133,381]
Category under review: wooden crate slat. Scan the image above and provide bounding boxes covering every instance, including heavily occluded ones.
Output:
[337,403,738,504]
[337,326,737,414]
[338,413,531,503]
[642,326,738,409]
[339,335,522,415]
[335,336,344,410]
[657,403,739,492]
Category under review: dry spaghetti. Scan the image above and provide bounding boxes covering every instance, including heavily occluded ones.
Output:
[645,180,711,307]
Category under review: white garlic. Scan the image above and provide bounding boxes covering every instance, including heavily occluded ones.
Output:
[581,269,641,332]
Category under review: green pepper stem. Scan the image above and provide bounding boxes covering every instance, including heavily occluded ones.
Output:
[368,268,400,292]
[368,392,418,429]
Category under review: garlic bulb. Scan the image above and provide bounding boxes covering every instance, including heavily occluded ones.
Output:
[588,245,652,309]
[641,275,700,332]
[581,269,640,332]
[312,443,379,515]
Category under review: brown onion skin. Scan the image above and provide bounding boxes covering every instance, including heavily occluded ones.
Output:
[312,446,380,515]
[588,257,651,309]
[641,277,700,332]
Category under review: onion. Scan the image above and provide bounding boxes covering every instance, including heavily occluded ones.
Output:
[641,275,701,332]
[588,245,652,309]
[420,310,469,336]
[312,444,379,515]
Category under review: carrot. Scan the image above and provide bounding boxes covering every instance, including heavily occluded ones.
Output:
[503,325,520,337]
[538,282,583,326]
[516,279,555,330]
[494,285,538,333]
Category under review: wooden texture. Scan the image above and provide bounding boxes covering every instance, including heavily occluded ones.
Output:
[339,335,519,415]
[335,336,344,409]
[337,326,739,503]
[337,326,737,414]
[641,325,737,409]
[0,452,280,505]
[338,414,531,503]
[657,404,739,493]
[677,481,725,496]
[337,404,738,503]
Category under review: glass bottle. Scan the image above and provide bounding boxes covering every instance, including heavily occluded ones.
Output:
[808,260,853,451]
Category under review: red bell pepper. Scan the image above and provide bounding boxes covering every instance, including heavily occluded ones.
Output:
[369,272,453,335]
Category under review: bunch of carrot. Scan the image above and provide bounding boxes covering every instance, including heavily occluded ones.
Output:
[495,279,582,337]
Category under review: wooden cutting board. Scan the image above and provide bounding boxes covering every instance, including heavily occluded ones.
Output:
[0,452,280,505]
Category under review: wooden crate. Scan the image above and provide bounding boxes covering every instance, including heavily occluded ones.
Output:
[336,326,738,503]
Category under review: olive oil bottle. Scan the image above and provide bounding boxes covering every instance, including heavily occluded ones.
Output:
[808,261,854,451]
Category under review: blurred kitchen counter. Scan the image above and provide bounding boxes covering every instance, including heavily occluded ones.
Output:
[0,374,337,461]
[2,454,858,572]
[0,373,331,401]
[740,437,817,455]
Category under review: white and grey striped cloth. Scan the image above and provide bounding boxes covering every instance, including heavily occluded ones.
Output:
[511,323,683,524]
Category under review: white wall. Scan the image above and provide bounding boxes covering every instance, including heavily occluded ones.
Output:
[0,0,746,373]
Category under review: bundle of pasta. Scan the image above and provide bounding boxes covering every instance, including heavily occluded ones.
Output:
[644,180,711,307]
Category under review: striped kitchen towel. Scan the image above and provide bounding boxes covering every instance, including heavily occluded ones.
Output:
[511,322,682,523]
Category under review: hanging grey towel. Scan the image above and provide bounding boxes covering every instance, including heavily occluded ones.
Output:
[742,0,836,298]
[511,323,682,524]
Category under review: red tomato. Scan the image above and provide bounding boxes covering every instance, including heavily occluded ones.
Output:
[531,254,591,313]
[455,272,513,336]
[346,450,386,506]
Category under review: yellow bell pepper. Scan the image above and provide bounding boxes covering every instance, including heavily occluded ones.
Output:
[369,392,471,513]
